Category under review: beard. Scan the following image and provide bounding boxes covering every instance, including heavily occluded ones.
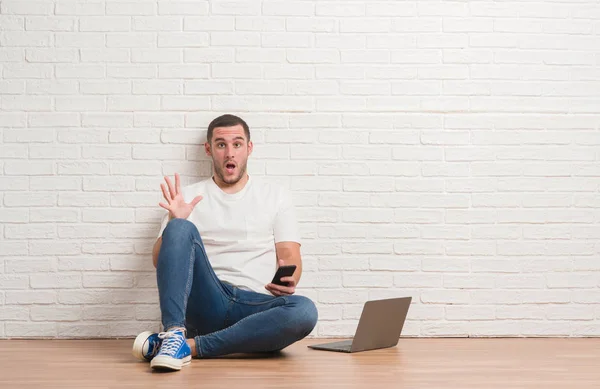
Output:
[213,158,248,185]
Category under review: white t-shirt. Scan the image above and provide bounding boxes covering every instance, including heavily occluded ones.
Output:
[156,175,300,295]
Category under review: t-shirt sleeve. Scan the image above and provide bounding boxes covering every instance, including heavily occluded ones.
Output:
[273,187,301,244]
[156,212,170,241]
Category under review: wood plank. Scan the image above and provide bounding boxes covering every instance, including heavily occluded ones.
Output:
[1,338,599,388]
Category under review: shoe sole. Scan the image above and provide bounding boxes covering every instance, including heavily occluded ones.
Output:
[151,355,192,371]
[132,331,155,362]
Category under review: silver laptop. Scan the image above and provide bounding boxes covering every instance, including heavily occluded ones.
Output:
[308,297,412,353]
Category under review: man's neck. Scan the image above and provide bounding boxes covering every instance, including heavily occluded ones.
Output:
[212,173,249,194]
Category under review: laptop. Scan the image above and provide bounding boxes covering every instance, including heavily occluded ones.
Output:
[308,296,412,353]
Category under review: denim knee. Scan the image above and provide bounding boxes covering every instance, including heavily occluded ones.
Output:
[162,218,200,241]
[289,295,318,337]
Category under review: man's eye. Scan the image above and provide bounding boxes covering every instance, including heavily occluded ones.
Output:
[217,143,225,148]
[234,143,241,147]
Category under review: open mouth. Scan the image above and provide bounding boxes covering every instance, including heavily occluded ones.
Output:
[225,162,236,174]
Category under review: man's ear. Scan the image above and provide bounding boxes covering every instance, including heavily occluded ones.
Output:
[204,142,211,157]
[247,140,253,156]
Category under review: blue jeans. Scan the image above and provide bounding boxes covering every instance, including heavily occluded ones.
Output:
[156,218,318,358]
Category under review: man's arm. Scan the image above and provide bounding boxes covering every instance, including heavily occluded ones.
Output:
[275,241,302,284]
[152,237,162,269]
[265,241,302,296]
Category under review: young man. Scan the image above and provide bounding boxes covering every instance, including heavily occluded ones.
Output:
[131,114,318,371]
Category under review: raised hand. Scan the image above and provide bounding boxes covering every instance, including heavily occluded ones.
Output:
[158,173,203,220]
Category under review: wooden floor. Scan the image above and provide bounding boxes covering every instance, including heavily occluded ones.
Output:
[1,338,599,388]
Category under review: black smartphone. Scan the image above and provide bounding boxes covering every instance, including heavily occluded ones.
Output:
[271,265,297,286]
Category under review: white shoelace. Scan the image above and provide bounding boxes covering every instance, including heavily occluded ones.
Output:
[157,331,184,357]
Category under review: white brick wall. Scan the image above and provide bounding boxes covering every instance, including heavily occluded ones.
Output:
[1,0,599,339]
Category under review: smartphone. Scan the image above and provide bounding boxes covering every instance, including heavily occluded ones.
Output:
[271,265,297,286]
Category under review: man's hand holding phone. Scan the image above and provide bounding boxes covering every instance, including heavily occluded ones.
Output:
[265,260,297,296]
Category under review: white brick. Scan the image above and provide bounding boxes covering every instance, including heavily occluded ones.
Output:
[83,306,136,320]
[55,32,104,48]
[131,49,181,63]
[26,80,77,95]
[395,209,443,224]
[4,161,53,175]
[158,32,209,47]
[159,64,209,79]
[262,33,311,48]
[58,193,110,207]
[0,80,25,94]
[317,162,368,177]
[546,305,594,321]
[55,64,104,79]
[343,273,393,288]
[29,113,79,128]
[0,177,28,191]
[210,32,260,46]
[106,2,156,16]
[0,15,24,30]
[422,257,469,273]
[158,1,208,15]
[0,31,52,47]
[446,306,495,321]
[0,144,27,158]
[107,66,155,80]
[57,162,109,176]
[83,274,135,288]
[287,18,335,32]
[31,306,81,322]
[82,113,133,128]
[0,275,29,289]
[134,16,181,31]
[3,64,52,79]
[82,209,135,223]
[30,274,82,289]
[185,49,233,66]
[133,80,182,95]
[211,1,259,15]
[135,113,184,128]
[316,34,365,49]
[55,1,104,15]
[58,257,109,271]
[29,208,78,223]
[367,2,416,16]
[6,323,56,337]
[82,242,134,255]
[421,290,470,304]
[4,192,56,207]
[80,17,130,32]
[30,241,81,256]
[55,129,107,144]
[107,33,155,48]
[110,129,161,144]
[25,48,77,64]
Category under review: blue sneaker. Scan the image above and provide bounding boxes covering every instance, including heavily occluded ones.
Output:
[132,331,162,362]
[150,328,192,371]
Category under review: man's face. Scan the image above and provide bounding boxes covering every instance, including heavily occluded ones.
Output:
[205,124,253,185]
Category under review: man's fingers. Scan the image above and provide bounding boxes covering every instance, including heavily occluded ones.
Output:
[174,173,181,196]
[190,195,203,207]
[280,276,296,285]
[158,202,171,212]
[160,183,172,203]
[267,282,294,295]
[164,176,176,200]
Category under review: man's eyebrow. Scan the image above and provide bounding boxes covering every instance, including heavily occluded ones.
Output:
[214,137,245,142]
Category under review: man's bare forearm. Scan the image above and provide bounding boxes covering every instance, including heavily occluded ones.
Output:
[152,237,162,269]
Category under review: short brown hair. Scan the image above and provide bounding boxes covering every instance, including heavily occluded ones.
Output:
[207,114,250,143]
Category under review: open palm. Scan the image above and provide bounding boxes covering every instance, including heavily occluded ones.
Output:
[159,173,203,220]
